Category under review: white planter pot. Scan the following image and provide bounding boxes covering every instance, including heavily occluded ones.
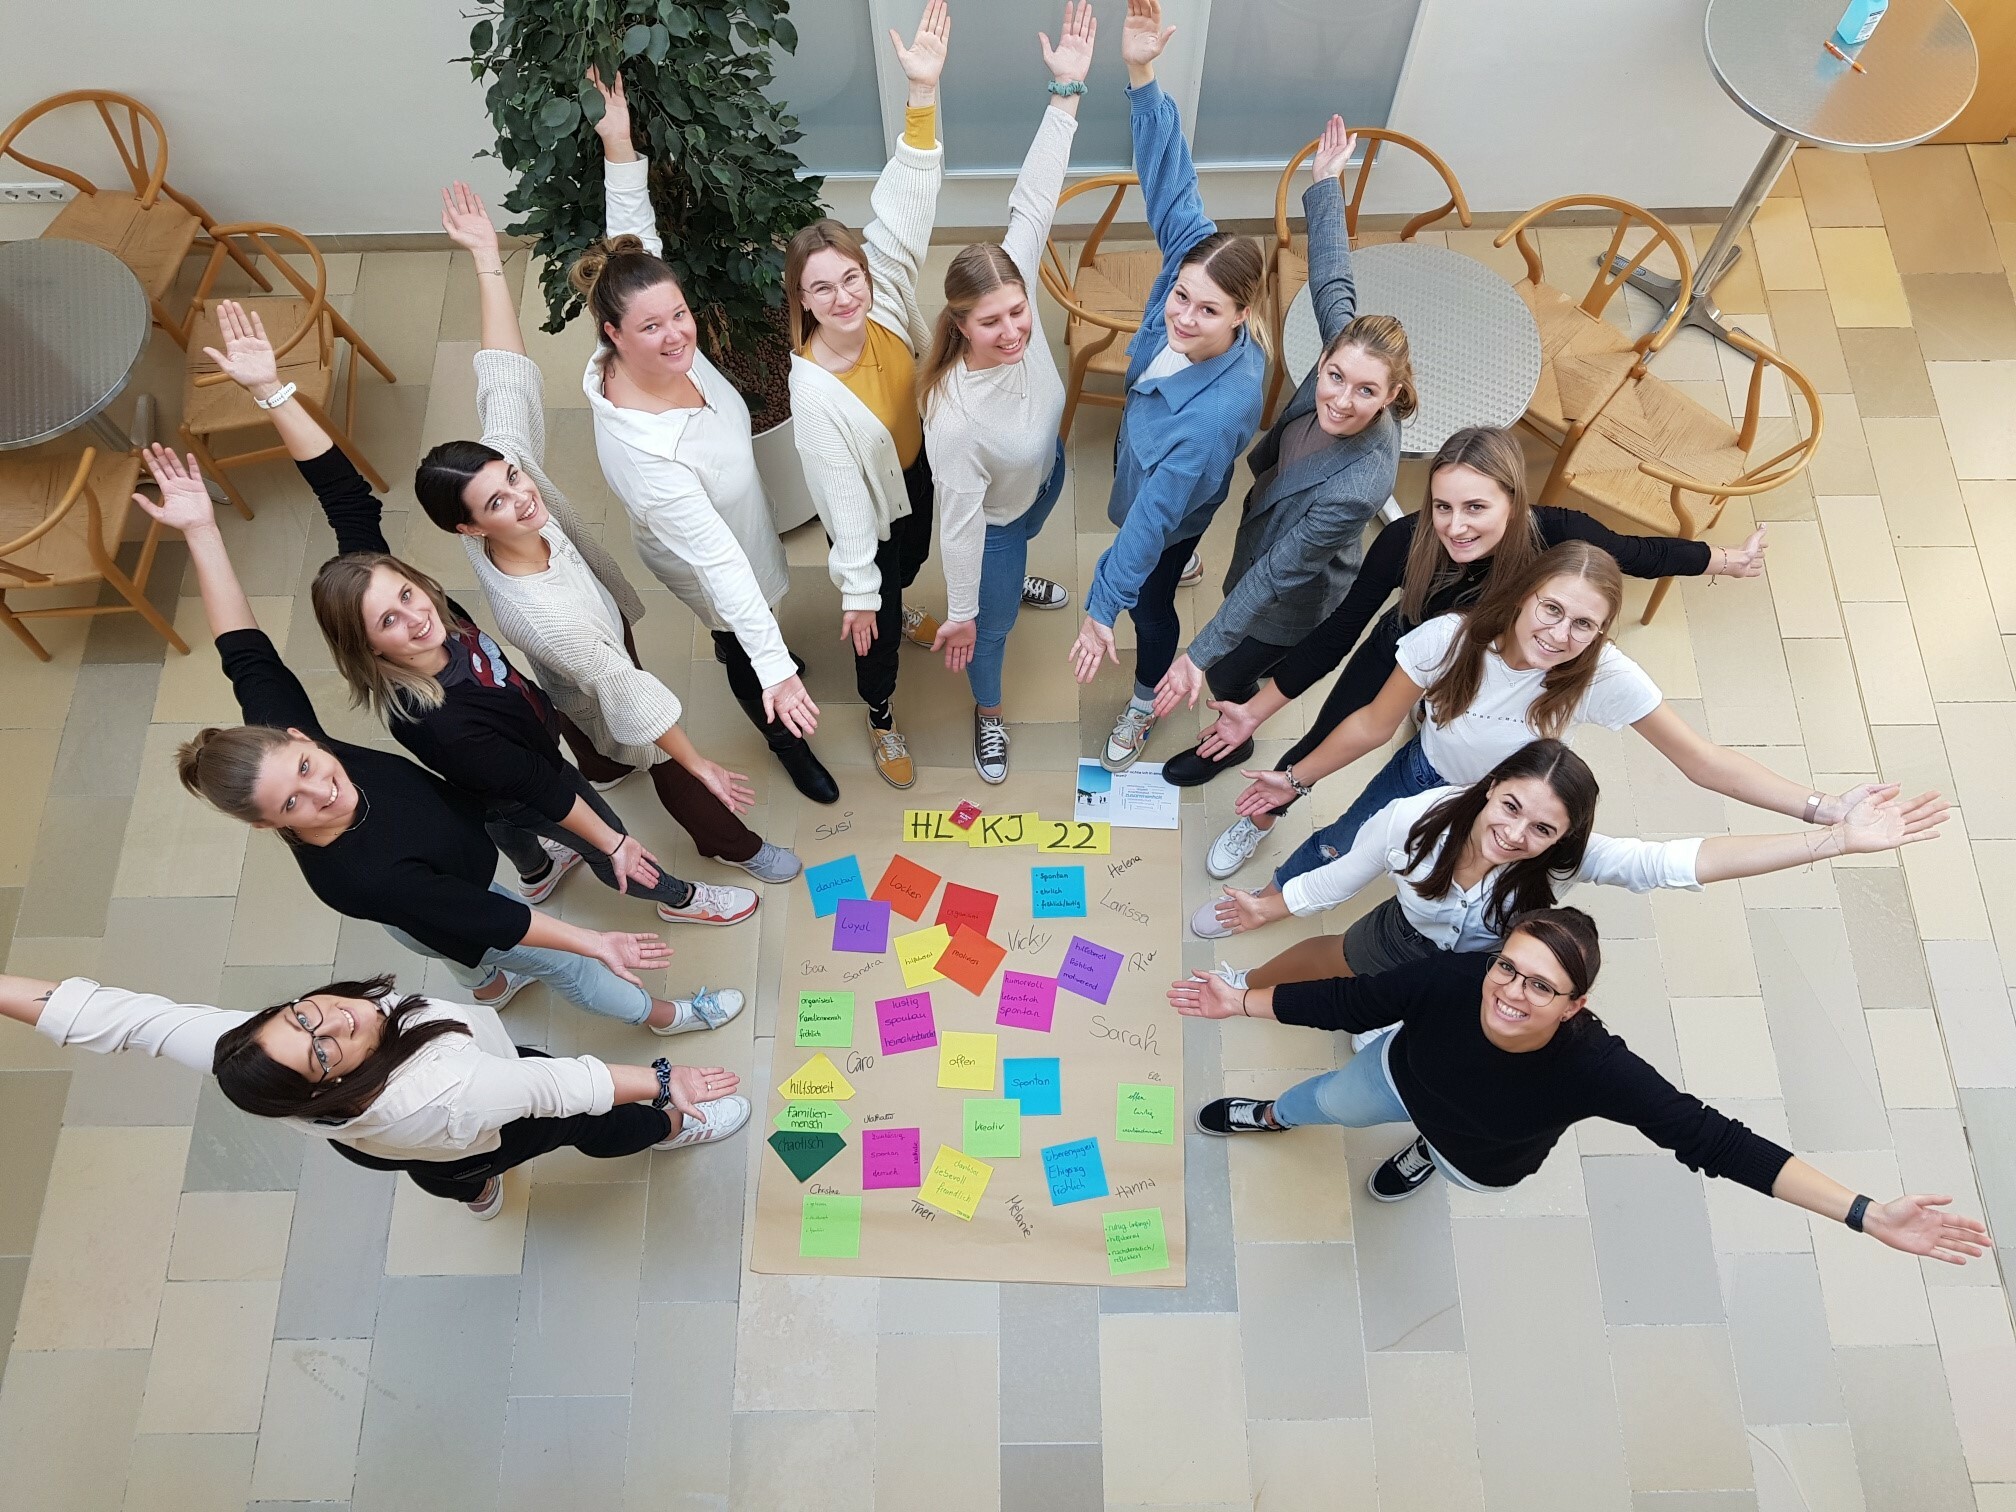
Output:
[752,413,817,534]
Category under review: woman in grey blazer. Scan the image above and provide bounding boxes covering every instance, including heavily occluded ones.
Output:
[1155,115,1416,787]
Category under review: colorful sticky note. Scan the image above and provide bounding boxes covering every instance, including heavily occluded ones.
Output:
[861,1126,922,1189]
[1103,1207,1170,1275]
[894,924,951,987]
[937,1030,998,1091]
[962,1097,1021,1158]
[903,809,968,842]
[872,855,941,920]
[874,991,938,1055]
[767,1129,846,1182]
[935,882,999,937]
[1058,935,1125,1004]
[1041,1136,1109,1206]
[777,1052,855,1101]
[803,854,867,917]
[995,971,1058,1032]
[801,1194,863,1258]
[1031,865,1087,917]
[774,1100,851,1134]
[936,927,1008,996]
[795,991,855,1048]
[949,800,983,829]
[968,811,1041,847]
[1003,1057,1062,1116]
[920,1144,993,1220]
[831,896,892,954]
[1116,1083,1176,1144]
[1038,819,1111,854]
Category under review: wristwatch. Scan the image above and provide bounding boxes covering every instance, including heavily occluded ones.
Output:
[650,1056,673,1111]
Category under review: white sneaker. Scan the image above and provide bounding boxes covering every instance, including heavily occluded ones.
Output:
[516,837,581,902]
[1020,575,1069,610]
[649,986,747,1036]
[1207,816,1269,879]
[1190,895,1235,939]
[472,969,535,1011]
[653,1093,752,1150]
[1103,704,1157,772]
[1178,552,1204,588]
[1213,961,1251,989]
[466,1176,505,1219]
[589,770,634,794]
[657,882,759,926]
[974,709,1009,785]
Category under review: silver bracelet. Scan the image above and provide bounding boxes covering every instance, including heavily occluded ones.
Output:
[1285,765,1315,800]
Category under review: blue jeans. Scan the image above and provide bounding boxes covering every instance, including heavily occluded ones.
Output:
[968,439,1067,709]
[384,883,653,1025]
[1272,1031,1410,1128]
[1272,735,1446,891]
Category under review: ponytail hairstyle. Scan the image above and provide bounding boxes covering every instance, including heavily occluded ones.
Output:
[1501,905,1605,1036]
[310,553,470,720]
[784,219,873,349]
[1401,739,1599,934]
[1176,230,1273,362]
[176,724,300,830]
[1423,539,1623,740]
[1399,426,1538,625]
[568,232,684,346]
[917,241,1024,419]
[211,974,468,1123]
[1321,313,1418,420]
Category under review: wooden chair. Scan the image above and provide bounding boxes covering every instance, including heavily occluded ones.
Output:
[1545,328,1823,623]
[1263,129,1472,424]
[1039,173,1162,442]
[1491,195,1694,454]
[0,90,270,345]
[177,223,397,520]
[0,447,187,661]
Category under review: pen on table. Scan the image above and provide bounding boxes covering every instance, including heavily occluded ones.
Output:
[1822,39,1869,74]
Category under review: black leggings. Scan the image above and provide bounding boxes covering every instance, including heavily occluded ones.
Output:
[854,448,936,714]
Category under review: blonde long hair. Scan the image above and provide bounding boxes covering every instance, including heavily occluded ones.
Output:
[916,242,1023,419]
[310,554,468,721]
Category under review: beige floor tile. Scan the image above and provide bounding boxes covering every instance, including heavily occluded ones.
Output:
[1898,551,2015,704]
[0,624,89,731]
[1842,600,1936,724]
[247,1337,372,1503]
[1819,496,1906,599]
[1901,808,1993,943]
[1764,521,1844,636]
[1905,274,2016,362]
[350,250,452,386]
[1247,1417,1375,1512]
[137,1279,282,1433]
[1929,1286,2016,1483]
[1809,1149,1935,1347]
[1614,575,1701,700]
[121,1432,256,1512]
[1719,313,1793,419]
[382,1166,530,1275]
[0,729,60,888]
[1749,1423,1870,1512]
[1866,1009,1957,1109]
[1785,638,1875,770]
[1962,482,2016,633]
[1767,286,1853,395]
[1650,885,1760,997]
[1927,362,2016,480]
[871,1334,999,1511]
[519,256,599,412]
[1864,417,1972,546]
[1807,393,1879,500]
[1871,144,1999,269]
[224,827,341,967]
[1840,326,1940,418]
[1448,1127,1590,1219]
[1364,1352,1485,1512]
[876,1278,998,1335]
[729,1410,875,1512]
[151,596,293,725]
[0,1348,150,1512]
[167,1191,295,1281]
[1968,144,2016,221]
[1673,998,1784,1101]
[1750,199,1825,291]
[1678,566,1803,746]
[1699,225,1768,316]
[1795,149,1883,227]
[732,1272,879,1412]
[111,723,249,899]
[1814,227,1913,327]
[1100,1312,1251,1505]
[1927,938,2016,1089]
[1940,703,2016,838]
[1609,1323,1751,1493]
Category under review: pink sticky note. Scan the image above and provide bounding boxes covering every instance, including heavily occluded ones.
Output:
[862,1126,922,1189]
[1058,936,1124,1004]
[996,970,1058,1032]
[875,991,938,1055]
[949,801,983,829]
[832,896,892,954]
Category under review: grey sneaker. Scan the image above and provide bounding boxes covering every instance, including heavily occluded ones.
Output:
[1190,896,1234,939]
[1177,552,1205,588]
[650,986,748,1036]
[1213,961,1251,989]
[466,1176,505,1219]
[657,882,759,927]
[1020,575,1069,610]
[974,709,1009,785]
[1103,704,1157,772]
[473,969,535,1011]
[516,837,581,902]
[727,841,802,883]
[1207,816,1268,879]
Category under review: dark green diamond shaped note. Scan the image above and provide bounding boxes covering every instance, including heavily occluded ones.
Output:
[767,1129,846,1183]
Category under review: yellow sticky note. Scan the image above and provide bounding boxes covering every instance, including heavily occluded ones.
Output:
[937,1030,998,1091]
[777,1051,856,1102]
[1038,819,1111,854]
[895,924,951,988]
[919,1144,993,1221]
[902,809,969,842]
[967,811,1043,848]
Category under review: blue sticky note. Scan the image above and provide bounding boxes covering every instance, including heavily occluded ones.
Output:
[804,855,868,919]
[1031,865,1087,918]
[1003,1057,1062,1117]
[1041,1136,1109,1206]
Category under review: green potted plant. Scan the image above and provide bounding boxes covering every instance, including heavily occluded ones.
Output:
[462,0,826,528]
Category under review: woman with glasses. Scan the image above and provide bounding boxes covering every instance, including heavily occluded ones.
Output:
[0,971,747,1220]
[1208,540,1885,899]
[1172,906,1992,1264]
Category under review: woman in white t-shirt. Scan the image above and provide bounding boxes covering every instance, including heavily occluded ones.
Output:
[1220,540,1888,895]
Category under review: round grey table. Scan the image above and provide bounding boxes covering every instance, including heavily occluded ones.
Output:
[0,238,154,453]
[1622,0,1977,346]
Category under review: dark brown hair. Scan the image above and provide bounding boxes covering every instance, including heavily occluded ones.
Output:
[1399,426,1538,624]
[413,439,508,533]
[1502,905,1603,998]
[568,231,683,343]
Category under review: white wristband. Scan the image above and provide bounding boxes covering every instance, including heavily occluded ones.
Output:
[252,382,297,411]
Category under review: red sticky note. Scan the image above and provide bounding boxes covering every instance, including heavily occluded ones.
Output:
[949,801,983,829]
[936,882,999,937]
[872,854,941,921]
[936,926,1008,996]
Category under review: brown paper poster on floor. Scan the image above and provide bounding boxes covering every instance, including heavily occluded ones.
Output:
[751,767,1186,1287]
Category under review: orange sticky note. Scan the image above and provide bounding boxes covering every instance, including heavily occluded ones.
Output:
[935,926,1008,996]
[872,855,941,921]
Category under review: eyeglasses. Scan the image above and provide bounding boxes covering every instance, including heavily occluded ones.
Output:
[803,267,867,304]
[1487,954,1566,1008]
[1531,596,1604,644]
[287,999,343,1082]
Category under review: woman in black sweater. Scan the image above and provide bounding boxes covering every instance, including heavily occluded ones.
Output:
[136,446,742,1036]
[1170,906,1988,1267]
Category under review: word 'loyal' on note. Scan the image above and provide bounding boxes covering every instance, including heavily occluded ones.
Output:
[803,854,867,918]
[831,896,892,954]
[1030,864,1087,918]
[995,970,1058,1032]
[1041,1136,1110,1207]
[795,991,855,1048]
[1103,1206,1170,1275]
[871,854,941,920]
[861,1126,922,1190]
[801,1193,862,1259]
[777,1052,855,1102]
[1058,935,1125,1004]
[1003,1056,1062,1116]
[920,1145,993,1221]
[874,991,938,1056]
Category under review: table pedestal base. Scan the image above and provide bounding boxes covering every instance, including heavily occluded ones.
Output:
[1608,257,1751,346]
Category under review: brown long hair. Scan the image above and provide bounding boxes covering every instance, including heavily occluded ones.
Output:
[211,974,469,1123]
[1503,905,1603,999]
[1322,313,1418,420]
[1176,230,1272,362]
[568,232,682,344]
[1402,740,1599,935]
[1399,426,1539,625]
[1422,540,1625,739]
[310,553,469,721]
[785,218,872,349]
[177,724,297,827]
[916,241,1023,419]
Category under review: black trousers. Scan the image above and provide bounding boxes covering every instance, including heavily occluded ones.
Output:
[1128,532,1207,698]
[713,631,812,752]
[852,447,936,713]
[1276,607,1410,773]
[1202,633,1297,706]
[332,1048,670,1202]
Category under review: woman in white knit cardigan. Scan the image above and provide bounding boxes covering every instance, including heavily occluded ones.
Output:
[784,0,952,791]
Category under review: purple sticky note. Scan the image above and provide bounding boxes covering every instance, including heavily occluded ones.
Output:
[1058,936,1124,1004]
[862,1127,922,1189]
[875,991,938,1055]
[832,896,892,954]
[996,970,1058,1032]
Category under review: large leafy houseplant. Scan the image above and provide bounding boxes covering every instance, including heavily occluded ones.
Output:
[462,0,825,426]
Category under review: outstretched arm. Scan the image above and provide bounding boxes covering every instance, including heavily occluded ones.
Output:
[1770,1157,1987,1264]
[1633,702,1875,825]
[1688,786,1946,881]
[0,974,58,1031]
[132,446,256,638]
[441,180,523,357]
[1232,665,1422,816]
[202,301,336,462]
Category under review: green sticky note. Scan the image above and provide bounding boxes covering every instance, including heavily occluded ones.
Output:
[796,991,856,1047]
[775,1101,851,1135]
[767,1129,845,1183]
[962,1097,1022,1158]
[801,1194,862,1258]
[1103,1207,1170,1275]
[1115,1083,1176,1144]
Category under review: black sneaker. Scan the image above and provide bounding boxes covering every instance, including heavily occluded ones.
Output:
[1368,1135,1437,1201]
[1162,739,1255,787]
[1196,1097,1285,1135]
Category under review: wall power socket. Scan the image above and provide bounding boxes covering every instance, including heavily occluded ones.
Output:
[0,183,76,203]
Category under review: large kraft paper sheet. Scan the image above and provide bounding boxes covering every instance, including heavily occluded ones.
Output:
[751,767,1186,1287]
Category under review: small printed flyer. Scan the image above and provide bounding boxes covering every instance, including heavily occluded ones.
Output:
[1074,759,1180,830]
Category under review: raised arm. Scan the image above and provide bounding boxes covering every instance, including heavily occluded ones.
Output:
[4,976,249,1075]
[1304,116,1360,344]
[1632,702,1876,826]
[132,446,256,638]
[859,1,950,344]
[441,179,523,357]
[202,301,339,463]
[588,64,664,258]
[1009,6,1093,274]
[1123,1,1214,263]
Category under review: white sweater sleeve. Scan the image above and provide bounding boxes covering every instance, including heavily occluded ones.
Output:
[474,347,548,471]
[862,137,946,353]
[927,399,988,625]
[1002,105,1077,287]
[603,155,664,257]
[436,1051,617,1150]
[792,380,888,613]
[1280,793,1420,917]
[1574,833,1705,893]
[35,977,246,1072]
